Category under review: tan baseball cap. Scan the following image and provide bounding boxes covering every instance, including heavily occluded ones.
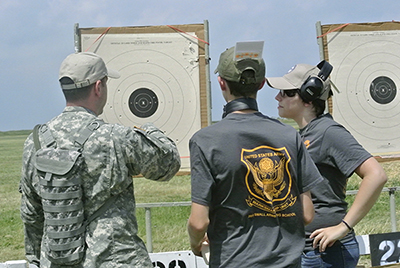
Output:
[266,63,331,101]
[59,52,120,90]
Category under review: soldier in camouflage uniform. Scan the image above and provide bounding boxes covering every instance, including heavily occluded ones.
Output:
[20,52,181,268]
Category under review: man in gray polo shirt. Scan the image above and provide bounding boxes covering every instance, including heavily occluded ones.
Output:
[187,43,323,268]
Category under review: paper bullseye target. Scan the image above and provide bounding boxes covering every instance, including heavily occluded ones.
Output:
[104,49,200,146]
[370,76,397,104]
[128,88,159,118]
[322,24,400,155]
[77,24,210,170]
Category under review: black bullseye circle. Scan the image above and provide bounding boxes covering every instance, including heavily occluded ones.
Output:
[128,88,159,118]
[369,76,397,104]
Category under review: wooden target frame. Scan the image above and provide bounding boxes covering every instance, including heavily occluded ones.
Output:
[74,22,211,172]
[316,21,400,161]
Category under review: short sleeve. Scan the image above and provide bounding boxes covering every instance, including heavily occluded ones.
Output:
[189,139,215,206]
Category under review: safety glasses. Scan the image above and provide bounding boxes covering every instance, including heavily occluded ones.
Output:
[280,89,298,97]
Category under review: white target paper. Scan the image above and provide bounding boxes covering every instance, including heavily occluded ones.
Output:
[81,32,202,169]
[327,30,400,155]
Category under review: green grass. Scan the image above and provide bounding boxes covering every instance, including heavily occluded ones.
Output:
[1,130,400,268]
[0,130,32,261]
[134,175,191,252]
[278,117,299,130]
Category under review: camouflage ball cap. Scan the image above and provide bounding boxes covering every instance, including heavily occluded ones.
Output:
[59,52,120,90]
[215,46,266,84]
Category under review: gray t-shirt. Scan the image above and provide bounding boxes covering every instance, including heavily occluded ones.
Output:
[300,113,371,251]
[190,112,322,268]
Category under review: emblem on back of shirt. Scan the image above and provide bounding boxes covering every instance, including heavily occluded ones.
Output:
[242,146,296,215]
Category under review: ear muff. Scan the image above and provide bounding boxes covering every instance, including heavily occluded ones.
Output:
[298,60,333,102]
[222,98,258,118]
[299,77,324,102]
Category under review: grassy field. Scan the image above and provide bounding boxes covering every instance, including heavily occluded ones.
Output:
[1,129,400,267]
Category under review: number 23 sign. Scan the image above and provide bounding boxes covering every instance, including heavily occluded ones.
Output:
[370,232,400,266]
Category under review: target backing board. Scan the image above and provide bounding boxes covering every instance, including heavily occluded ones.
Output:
[75,23,211,171]
[317,21,400,157]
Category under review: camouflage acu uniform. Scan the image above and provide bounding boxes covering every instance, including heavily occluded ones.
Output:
[20,106,181,268]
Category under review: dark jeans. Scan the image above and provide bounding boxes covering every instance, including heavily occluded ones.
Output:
[301,238,359,268]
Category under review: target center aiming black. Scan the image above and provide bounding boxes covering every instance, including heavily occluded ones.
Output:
[128,88,159,118]
[369,76,397,104]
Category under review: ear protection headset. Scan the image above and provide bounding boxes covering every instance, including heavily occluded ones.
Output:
[222,98,258,118]
[299,60,333,102]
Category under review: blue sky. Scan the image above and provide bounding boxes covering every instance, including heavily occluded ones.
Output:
[1,0,399,131]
